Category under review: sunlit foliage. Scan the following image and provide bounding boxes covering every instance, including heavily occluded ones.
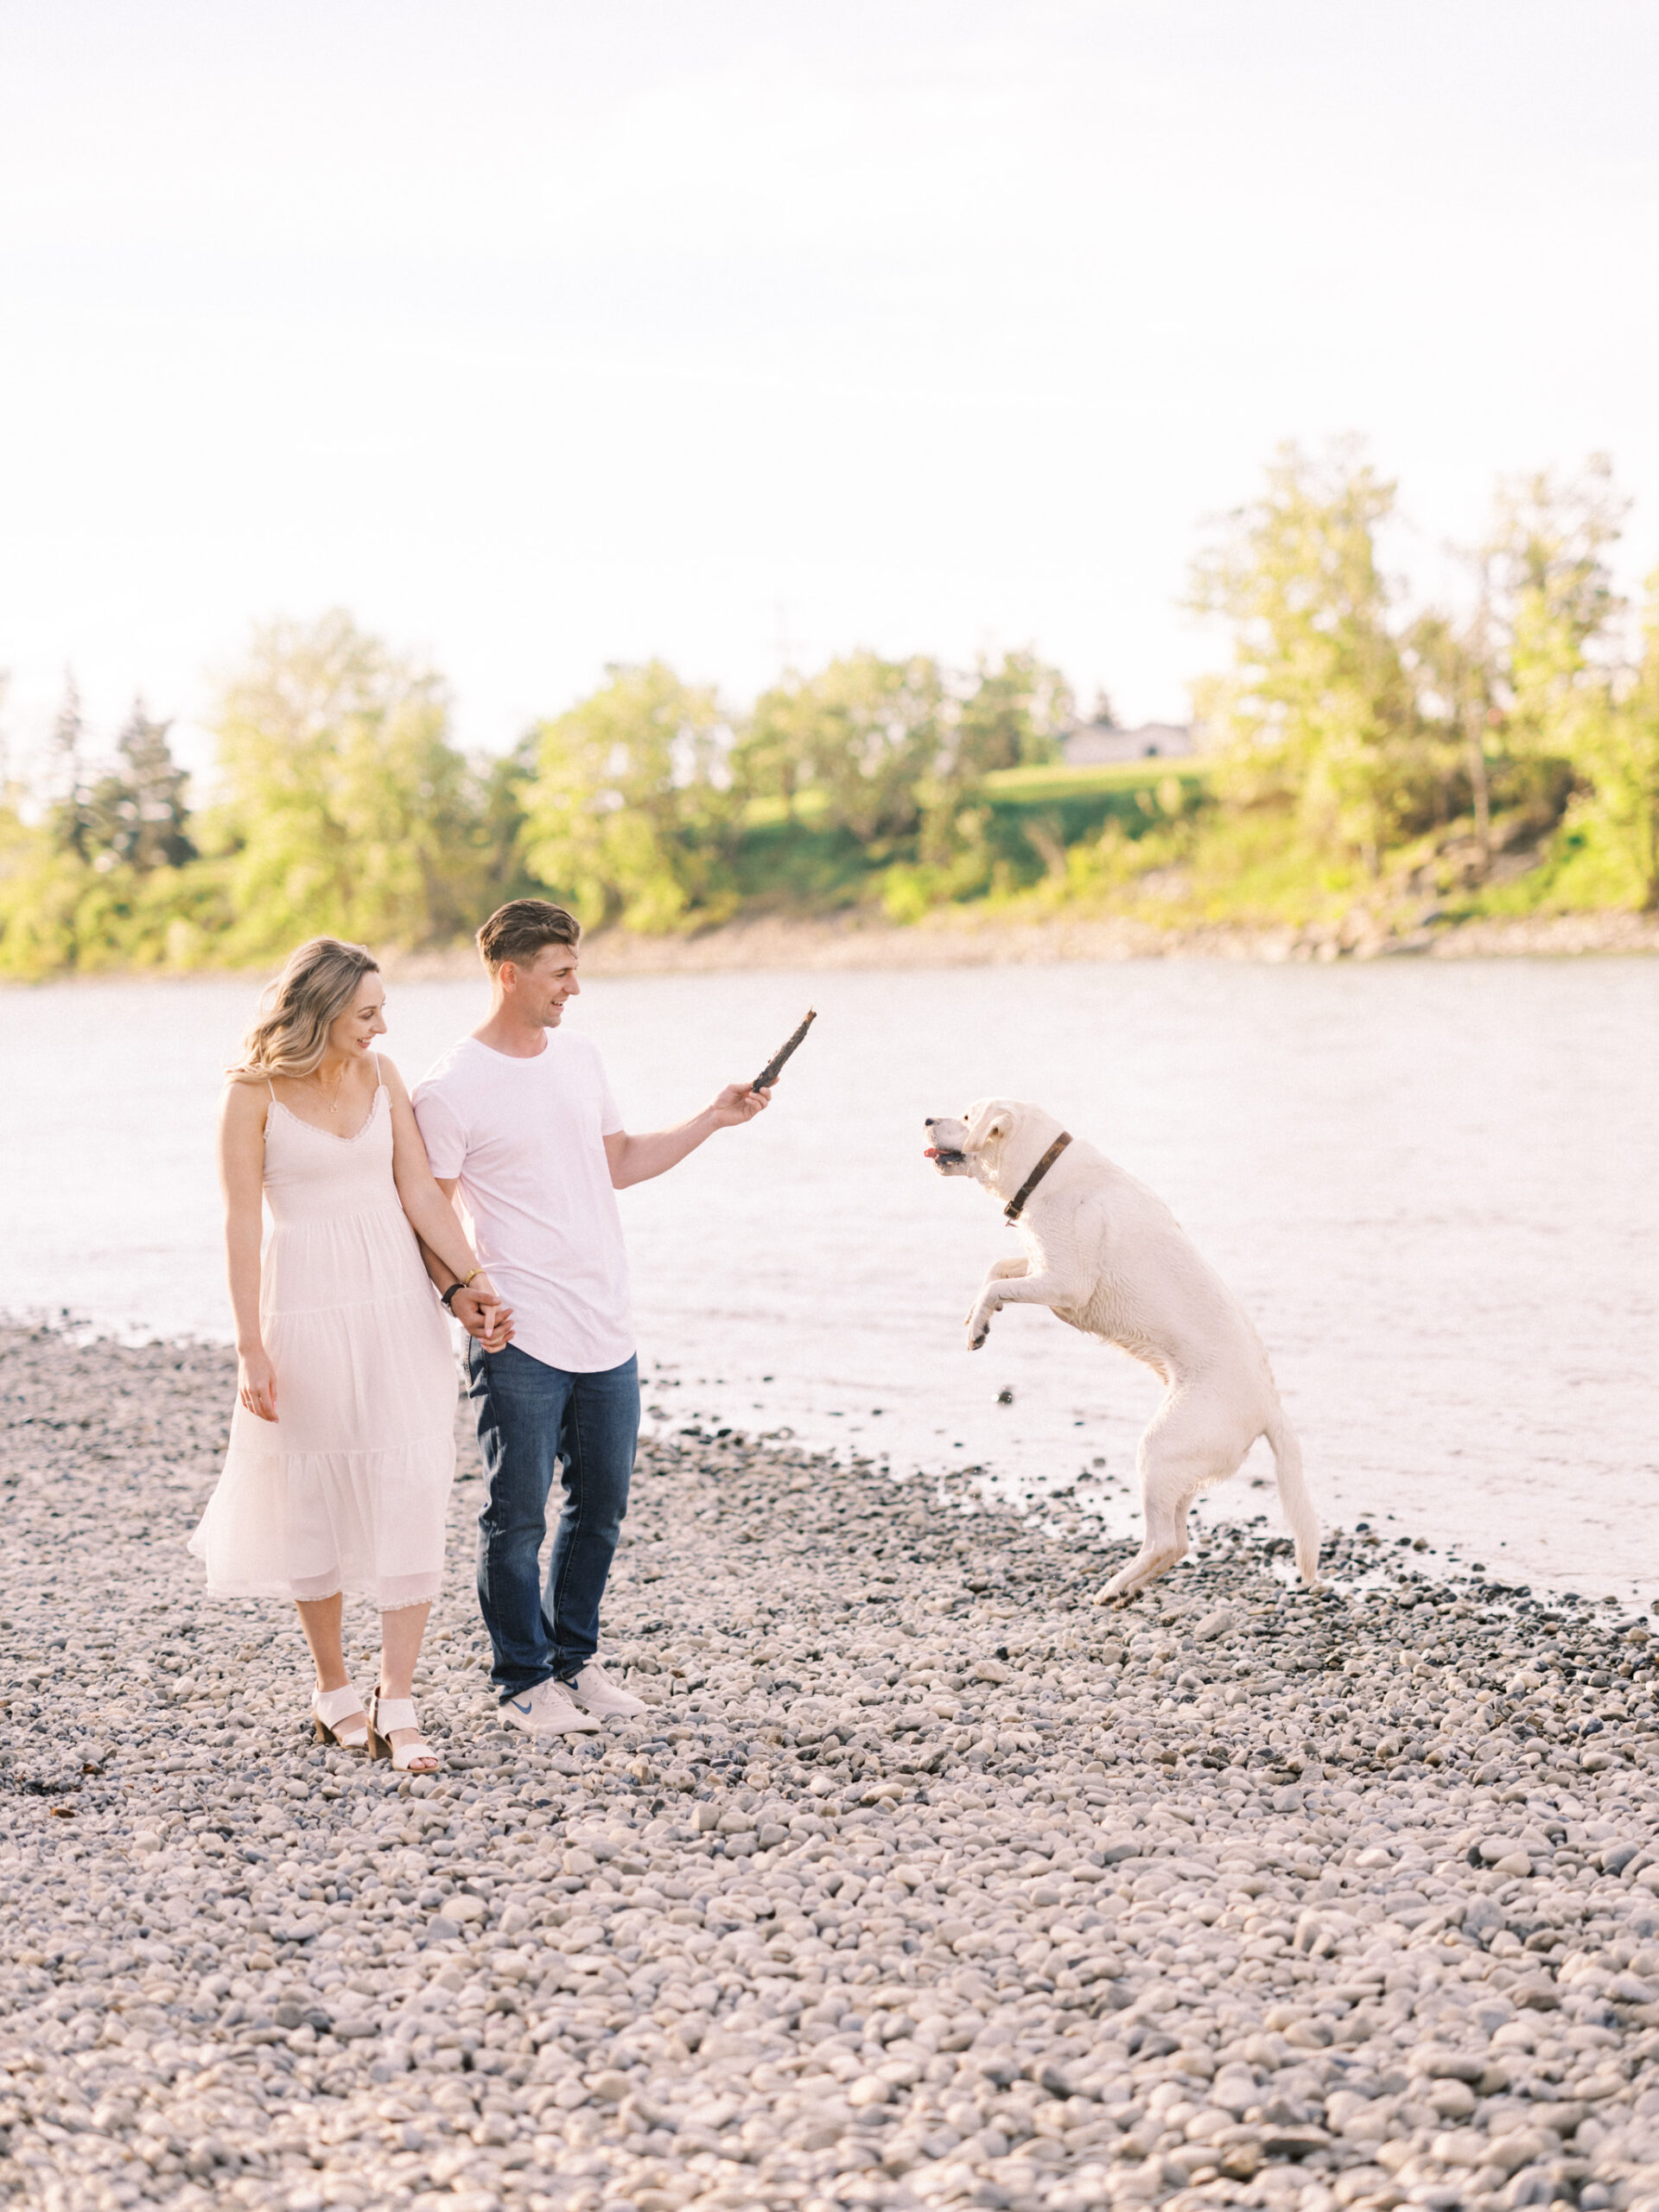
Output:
[2,449,1656,979]
[210,610,487,957]
[521,662,739,935]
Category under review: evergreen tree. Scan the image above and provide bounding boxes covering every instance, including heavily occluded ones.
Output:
[83,701,196,871]
[48,674,96,860]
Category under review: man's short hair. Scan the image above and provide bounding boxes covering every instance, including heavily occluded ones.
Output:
[477,899,582,972]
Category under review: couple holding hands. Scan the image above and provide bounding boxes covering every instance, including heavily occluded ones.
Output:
[190,899,772,1773]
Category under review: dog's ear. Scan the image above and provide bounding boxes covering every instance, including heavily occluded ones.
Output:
[981,1109,1012,1145]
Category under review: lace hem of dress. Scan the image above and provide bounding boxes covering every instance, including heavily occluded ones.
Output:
[197,1575,443,1611]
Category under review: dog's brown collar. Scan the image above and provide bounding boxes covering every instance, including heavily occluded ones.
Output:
[1004,1130,1072,1223]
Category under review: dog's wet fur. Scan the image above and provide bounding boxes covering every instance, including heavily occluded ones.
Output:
[925,1098,1319,1602]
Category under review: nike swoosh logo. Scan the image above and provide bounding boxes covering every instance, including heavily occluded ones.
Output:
[508,1699,532,1713]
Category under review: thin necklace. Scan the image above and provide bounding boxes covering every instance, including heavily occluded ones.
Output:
[310,1063,347,1115]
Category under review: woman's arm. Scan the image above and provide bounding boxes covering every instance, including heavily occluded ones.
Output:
[424,1186,513,1348]
[219,1081,277,1421]
[381,1060,510,1340]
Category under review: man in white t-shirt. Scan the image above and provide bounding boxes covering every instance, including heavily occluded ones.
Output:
[413,899,771,1738]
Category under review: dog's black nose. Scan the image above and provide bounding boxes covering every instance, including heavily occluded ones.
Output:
[925,1117,936,1127]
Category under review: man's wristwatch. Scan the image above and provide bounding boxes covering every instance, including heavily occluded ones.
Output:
[440,1266,482,1313]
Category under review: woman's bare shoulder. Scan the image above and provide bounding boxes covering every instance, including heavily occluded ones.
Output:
[220,1076,270,1128]
[377,1054,414,1101]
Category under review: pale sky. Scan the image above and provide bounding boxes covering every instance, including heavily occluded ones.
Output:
[3,0,1657,780]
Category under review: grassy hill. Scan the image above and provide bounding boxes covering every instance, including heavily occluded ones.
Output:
[728,759,1214,917]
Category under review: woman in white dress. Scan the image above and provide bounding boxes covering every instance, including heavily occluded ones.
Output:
[191,937,511,1771]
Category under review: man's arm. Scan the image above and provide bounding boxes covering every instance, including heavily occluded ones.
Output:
[605,1084,769,1190]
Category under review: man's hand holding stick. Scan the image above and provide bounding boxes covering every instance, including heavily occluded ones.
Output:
[749,1007,817,1097]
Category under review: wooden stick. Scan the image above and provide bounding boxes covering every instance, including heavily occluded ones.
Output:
[753,1007,817,1091]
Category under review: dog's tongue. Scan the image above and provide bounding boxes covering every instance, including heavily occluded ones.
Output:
[924,1147,942,1159]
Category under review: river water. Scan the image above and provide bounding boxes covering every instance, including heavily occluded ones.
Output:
[3,957,1655,1601]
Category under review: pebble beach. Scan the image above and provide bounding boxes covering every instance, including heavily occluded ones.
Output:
[5,1325,1659,2212]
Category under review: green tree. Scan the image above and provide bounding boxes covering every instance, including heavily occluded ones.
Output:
[0,671,14,823]
[1190,441,1422,871]
[48,674,97,861]
[729,680,810,820]
[741,652,946,844]
[1574,566,1659,909]
[953,651,1073,778]
[476,730,543,906]
[0,680,230,977]
[1486,455,1626,779]
[1398,593,1497,853]
[521,662,737,933]
[212,610,482,955]
[82,700,196,872]
[0,676,38,938]
[905,650,1077,887]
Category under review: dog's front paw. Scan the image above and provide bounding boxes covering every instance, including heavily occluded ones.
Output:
[965,1299,997,1350]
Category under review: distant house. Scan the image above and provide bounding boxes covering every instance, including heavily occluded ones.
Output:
[1062,719,1196,766]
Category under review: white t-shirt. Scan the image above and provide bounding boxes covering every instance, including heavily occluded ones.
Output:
[412,1033,633,1375]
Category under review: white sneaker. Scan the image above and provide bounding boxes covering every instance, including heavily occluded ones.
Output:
[499,1677,603,1737]
[565,1659,647,1719]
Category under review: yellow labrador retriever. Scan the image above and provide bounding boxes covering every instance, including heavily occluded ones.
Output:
[925,1097,1319,1600]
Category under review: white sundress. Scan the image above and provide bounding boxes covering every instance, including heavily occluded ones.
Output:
[188,1059,457,1610]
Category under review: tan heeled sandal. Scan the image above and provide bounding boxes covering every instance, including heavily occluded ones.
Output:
[368,1688,440,1773]
[312,1683,370,1749]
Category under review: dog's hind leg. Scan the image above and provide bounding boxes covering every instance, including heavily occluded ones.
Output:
[1095,1386,1249,1604]
[1264,1407,1320,1585]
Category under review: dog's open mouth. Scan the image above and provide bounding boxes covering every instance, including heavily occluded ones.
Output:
[925,1146,967,1168]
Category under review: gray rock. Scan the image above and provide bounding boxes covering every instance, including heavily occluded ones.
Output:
[4,1320,1659,2212]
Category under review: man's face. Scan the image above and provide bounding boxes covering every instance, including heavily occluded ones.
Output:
[504,941,581,1027]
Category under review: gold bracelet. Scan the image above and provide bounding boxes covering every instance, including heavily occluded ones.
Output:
[459,1267,481,1287]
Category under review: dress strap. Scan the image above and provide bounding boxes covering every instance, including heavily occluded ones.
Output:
[372,1052,385,1093]
[266,1074,276,1103]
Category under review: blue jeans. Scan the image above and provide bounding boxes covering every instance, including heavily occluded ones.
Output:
[467,1342,639,1700]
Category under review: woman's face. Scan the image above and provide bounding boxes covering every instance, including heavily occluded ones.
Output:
[328,974,387,1058]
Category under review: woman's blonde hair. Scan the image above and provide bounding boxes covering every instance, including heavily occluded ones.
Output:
[229,938,380,1083]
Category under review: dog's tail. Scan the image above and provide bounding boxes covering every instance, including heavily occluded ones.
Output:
[1264,1408,1320,1585]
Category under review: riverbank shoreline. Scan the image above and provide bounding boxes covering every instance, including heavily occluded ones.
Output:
[4,906,1656,989]
[6,1325,1659,2212]
[417,908,1659,982]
